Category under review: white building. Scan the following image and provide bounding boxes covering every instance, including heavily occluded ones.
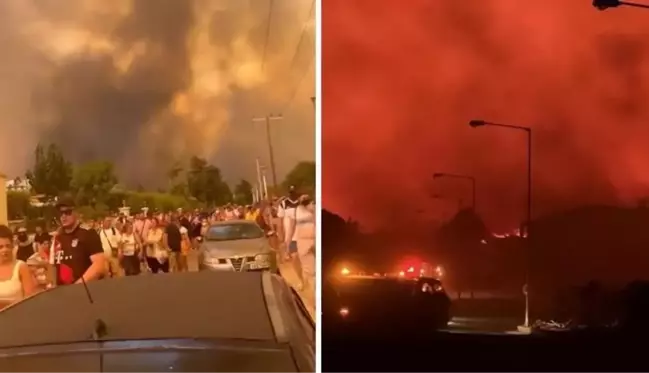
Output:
[6,177,31,193]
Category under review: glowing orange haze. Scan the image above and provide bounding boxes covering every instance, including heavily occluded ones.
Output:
[323,0,649,231]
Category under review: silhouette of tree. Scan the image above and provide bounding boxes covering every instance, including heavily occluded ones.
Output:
[26,143,73,198]
[437,208,490,293]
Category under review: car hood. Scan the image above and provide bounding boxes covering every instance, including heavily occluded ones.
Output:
[202,238,271,257]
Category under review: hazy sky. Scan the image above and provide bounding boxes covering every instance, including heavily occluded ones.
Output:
[0,0,315,187]
[323,0,649,231]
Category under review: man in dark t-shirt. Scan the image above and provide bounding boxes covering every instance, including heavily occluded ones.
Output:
[51,195,106,286]
[164,218,183,272]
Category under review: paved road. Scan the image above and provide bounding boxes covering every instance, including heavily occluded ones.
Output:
[443,316,524,335]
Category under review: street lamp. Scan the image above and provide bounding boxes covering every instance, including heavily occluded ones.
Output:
[469,119,532,332]
[593,0,649,10]
[432,173,476,211]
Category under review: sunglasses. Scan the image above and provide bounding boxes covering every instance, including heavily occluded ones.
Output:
[59,209,74,216]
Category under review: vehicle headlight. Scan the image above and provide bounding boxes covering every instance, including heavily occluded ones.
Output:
[255,253,271,262]
[202,252,218,263]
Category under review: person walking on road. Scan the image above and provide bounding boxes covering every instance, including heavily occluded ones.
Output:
[278,186,303,290]
[164,217,184,272]
[27,233,54,289]
[179,225,192,270]
[144,218,169,273]
[0,225,37,310]
[15,227,34,262]
[268,206,284,263]
[99,217,122,277]
[295,195,316,298]
[119,222,141,276]
[50,196,107,286]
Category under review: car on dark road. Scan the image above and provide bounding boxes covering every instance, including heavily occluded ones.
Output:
[0,271,314,372]
[324,274,451,337]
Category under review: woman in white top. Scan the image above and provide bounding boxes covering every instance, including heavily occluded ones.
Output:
[119,222,142,276]
[145,218,169,273]
[0,225,37,310]
[295,195,316,297]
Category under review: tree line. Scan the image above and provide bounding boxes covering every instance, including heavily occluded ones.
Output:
[8,143,315,223]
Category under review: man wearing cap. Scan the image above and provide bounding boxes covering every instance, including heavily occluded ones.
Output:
[50,195,107,286]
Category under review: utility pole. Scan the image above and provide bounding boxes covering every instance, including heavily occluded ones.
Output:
[252,114,283,192]
[255,158,264,200]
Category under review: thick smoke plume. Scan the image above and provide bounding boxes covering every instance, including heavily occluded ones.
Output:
[0,0,314,185]
[323,0,649,230]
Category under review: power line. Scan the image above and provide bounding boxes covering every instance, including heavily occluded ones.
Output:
[282,54,314,114]
[281,0,316,113]
[288,0,315,71]
[261,0,275,71]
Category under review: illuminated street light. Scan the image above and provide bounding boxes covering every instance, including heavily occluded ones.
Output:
[469,119,533,332]
[593,0,649,10]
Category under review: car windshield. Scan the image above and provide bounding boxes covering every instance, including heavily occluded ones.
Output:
[205,223,264,241]
[0,339,297,372]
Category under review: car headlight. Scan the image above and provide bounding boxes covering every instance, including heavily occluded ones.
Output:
[255,253,271,262]
[201,252,219,263]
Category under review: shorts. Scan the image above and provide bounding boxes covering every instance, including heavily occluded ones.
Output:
[288,241,298,254]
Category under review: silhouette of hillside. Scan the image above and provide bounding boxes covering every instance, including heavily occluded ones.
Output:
[321,209,361,270]
[531,205,649,289]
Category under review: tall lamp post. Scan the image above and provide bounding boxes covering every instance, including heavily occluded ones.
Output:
[432,173,476,211]
[469,119,532,332]
[593,0,649,10]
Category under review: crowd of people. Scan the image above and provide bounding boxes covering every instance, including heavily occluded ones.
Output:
[0,186,316,310]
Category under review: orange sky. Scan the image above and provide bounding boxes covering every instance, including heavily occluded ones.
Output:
[323,0,649,231]
[0,0,314,187]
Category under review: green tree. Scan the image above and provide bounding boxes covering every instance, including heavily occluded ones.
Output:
[26,143,73,198]
[71,161,119,206]
[282,161,315,195]
[167,161,187,195]
[186,156,232,206]
[233,179,253,205]
[7,191,31,220]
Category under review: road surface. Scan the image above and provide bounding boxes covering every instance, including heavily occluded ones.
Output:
[444,296,527,335]
[444,316,524,334]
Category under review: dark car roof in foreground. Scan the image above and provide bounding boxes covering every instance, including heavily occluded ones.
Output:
[0,271,276,348]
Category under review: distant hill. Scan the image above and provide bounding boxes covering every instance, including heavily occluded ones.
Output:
[531,205,649,289]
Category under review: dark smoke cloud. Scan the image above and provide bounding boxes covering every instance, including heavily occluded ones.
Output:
[0,0,314,186]
[323,0,649,231]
